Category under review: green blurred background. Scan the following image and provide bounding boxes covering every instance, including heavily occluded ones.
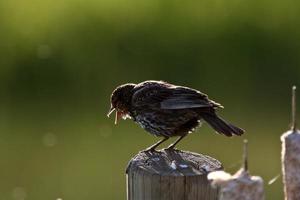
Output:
[1,0,300,199]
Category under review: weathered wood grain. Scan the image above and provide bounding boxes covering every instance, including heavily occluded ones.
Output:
[126,149,222,200]
[281,130,300,200]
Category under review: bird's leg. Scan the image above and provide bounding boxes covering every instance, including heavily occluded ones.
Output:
[166,134,187,150]
[144,137,169,152]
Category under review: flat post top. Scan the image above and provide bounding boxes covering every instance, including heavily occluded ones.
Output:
[126,149,222,176]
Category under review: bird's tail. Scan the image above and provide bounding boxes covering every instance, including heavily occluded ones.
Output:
[201,113,244,137]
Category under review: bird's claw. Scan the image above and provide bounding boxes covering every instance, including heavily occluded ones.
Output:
[166,144,175,150]
[163,145,178,151]
[140,147,158,153]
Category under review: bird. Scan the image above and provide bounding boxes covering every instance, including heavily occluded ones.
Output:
[107,80,244,151]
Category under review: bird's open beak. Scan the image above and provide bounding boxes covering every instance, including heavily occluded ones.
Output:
[107,106,115,117]
[107,106,122,125]
[114,111,123,125]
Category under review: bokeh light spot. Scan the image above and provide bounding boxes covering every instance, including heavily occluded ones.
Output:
[42,132,58,147]
[12,187,27,200]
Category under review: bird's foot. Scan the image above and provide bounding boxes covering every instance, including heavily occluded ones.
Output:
[164,144,177,151]
[140,147,158,153]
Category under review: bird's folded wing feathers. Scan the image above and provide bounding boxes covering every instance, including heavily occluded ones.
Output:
[160,88,215,109]
[160,97,212,109]
[132,83,222,109]
[131,84,171,107]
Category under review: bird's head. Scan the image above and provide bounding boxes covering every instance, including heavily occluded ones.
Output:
[107,83,136,124]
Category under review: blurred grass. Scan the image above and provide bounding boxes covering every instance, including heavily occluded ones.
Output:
[0,100,290,199]
[1,0,300,199]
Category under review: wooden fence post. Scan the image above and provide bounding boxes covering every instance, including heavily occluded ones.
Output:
[281,86,300,200]
[126,149,222,200]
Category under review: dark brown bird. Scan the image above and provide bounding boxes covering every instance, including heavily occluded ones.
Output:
[107,80,244,151]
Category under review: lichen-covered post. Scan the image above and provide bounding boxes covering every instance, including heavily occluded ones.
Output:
[126,149,222,200]
[208,140,264,200]
[281,86,300,200]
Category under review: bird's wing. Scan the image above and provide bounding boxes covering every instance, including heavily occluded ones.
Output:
[131,81,172,108]
[132,82,222,110]
[160,87,222,109]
